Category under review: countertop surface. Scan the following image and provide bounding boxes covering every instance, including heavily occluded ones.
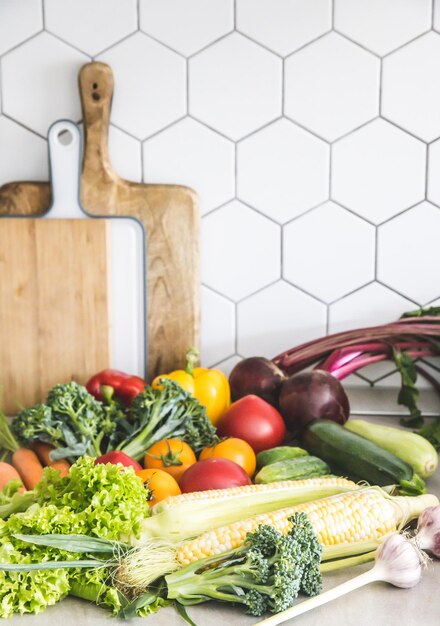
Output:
[7,388,440,626]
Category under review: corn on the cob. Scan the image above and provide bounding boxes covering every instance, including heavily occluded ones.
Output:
[152,476,358,513]
[177,488,439,566]
[131,476,359,544]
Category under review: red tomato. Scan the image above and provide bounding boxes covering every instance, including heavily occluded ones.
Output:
[216,395,286,453]
[179,458,251,493]
[94,451,142,471]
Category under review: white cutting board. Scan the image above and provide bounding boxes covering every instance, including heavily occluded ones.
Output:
[45,120,146,378]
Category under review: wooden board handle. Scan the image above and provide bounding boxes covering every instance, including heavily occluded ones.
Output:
[79,62,114,179]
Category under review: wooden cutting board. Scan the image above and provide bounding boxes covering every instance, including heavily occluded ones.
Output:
[0,122,110,414]
[0,62,200,380]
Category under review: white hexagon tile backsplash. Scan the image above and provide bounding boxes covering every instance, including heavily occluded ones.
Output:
[0,0,439,390]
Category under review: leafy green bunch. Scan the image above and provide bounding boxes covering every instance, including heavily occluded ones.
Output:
[0,457,151,618]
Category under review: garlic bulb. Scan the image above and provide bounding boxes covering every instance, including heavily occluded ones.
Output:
[374,533,422,588]
[414,505,440,558]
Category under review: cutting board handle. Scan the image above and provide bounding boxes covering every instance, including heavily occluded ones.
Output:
[47,120,86,218]
[79,62,114,179]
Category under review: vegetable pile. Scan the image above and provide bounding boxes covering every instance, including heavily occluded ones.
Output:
[0,312,439,623]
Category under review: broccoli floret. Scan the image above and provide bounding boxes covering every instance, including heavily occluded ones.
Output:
[244,589,269,616]
[12,382,123,461]
[12,404,64,445]
[119,379,218,460]
[163,512,322,617]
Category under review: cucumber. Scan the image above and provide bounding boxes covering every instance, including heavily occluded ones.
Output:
[344,419,438,479]
[302,420,426,496]
[256,446,308,469]
[254,456,330,484]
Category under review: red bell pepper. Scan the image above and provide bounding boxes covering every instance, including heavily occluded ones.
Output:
[86,369,146,405]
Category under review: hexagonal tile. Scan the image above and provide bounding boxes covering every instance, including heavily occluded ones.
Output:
[202,200,280,301]
[332,119,426,224]
[283,202,375,302]
[201,286,235,367]
[334,0,431,56]
[97,32,186,139]
[143,118,234,214]
[378,202,440,304]
[2,32,88,136]
[427,138,440,208]
[0,116,48,185]
[382,32,440,142]
[189,32,282,140]
[140,0,234,56]
[237,119,329,223]
[236,0,331,57]
[237,281,326,359]
[45,0,137,56]
[285,32,379,141]
[329,283,415,334]
[0,0,42,56]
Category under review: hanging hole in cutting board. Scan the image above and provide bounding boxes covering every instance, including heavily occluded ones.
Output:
[57,129,74,146]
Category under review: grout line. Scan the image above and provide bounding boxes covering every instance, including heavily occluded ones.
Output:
[41,0,46,29]
[0,29,44,59]
[236,30,284,59]
[94,29,141,58]
[44,30,91,58]
[373,226,378,280]
[425,142,430,200]
[186,58,190,115]
[378,57,383,116]
[1,112,47,140]
[234,141,238,198]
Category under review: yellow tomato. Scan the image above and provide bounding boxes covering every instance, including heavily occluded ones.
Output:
[136,468,181,507]
[199,437,257,478]
[144,439,197,483]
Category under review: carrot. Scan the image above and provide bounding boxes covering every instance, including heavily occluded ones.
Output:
[11,448,44,490]
[0,461,24,491]
[31,441,70,477]
[0,411,44,490]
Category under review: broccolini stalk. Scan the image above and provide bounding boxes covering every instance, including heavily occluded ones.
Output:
[117,513,322,617]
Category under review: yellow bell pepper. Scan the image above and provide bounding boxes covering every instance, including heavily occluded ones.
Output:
[152,348,230,425]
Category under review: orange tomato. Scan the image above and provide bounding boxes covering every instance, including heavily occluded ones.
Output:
[199,437,257,477]
[144,439,197,483]
[136,468,181,507]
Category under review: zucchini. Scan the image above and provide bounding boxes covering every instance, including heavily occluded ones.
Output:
[254,456,330,484]
[344,419,438,479]
[256,446,308,469]
[302,420,426,496]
